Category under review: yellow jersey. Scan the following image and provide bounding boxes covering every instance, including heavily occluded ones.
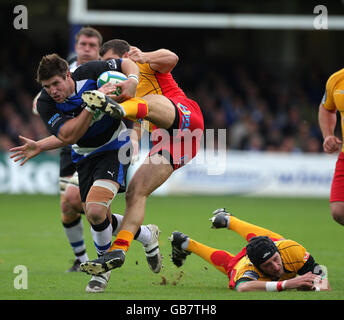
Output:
[229,239,310,289]
[322,68,344,152]
[136,63,185,99]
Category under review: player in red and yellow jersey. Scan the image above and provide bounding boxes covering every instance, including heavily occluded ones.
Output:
[319,68,344,227]
[169,209,330,292]
[80,39,204,275]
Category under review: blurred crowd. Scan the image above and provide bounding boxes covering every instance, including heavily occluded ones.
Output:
[0,33,327,154]
[178,60,326,153]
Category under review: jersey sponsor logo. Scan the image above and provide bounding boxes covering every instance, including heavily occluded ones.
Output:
[334,89,344,95]
[177,103,191,131]
[107,59,118,70]
[242,270,259,280]
[48,113,62,127]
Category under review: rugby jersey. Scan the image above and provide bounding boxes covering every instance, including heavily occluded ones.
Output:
[229,239,318,289]
[37,59,129,163]
[322,68,344,152]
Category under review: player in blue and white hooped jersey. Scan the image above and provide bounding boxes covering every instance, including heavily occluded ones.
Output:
[31,27,103,276]
[22,53,138,291]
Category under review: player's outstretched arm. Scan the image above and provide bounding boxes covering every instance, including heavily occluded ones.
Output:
[236,272,322,292]
[128,46,179,74]
[9,135,64,166]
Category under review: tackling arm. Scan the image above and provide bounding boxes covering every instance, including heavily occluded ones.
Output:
[128,46,179,73]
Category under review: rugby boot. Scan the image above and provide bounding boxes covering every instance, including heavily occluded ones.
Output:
[143,224,163,273]
[85,271,111,293]
[209,208,231,229]
[80,249,125,275]
[169,231,191,267]
[82,90,125,119]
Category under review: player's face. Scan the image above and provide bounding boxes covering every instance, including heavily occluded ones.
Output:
[101,49,121,61]
[41,74,73,103]
[75,34,100,64]
[259,252,284,278]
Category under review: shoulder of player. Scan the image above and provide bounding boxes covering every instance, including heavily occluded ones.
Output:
[36,89,56,114]
[138,62,156,75]
[37,89,53,104]
[326,68,344,90]
[72,59,121,80]
[275,239,303,251]
[276,239,308,266]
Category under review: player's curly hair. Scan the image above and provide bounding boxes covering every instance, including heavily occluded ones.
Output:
[36,53,69,83]
[100,39,130,58]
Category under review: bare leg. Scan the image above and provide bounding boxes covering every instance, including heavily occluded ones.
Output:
[143,94,176,129]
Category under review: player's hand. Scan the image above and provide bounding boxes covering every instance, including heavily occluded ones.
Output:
[128,46,146,64]
[323,135,342,153]
[115,78,137,102]
[9,135,42,166]
[285,272,321,291]
[98,82,121,100]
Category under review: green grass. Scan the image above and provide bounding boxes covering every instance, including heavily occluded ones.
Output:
[0,194,343,301]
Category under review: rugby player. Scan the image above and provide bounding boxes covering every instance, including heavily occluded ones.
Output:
[31,27,102,274]
[318,68,344,227]
[79,40,204,275]
[10,53,160,293]
[169,208,330,292]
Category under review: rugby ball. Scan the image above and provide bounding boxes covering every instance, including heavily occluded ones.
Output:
[97,70,127,96]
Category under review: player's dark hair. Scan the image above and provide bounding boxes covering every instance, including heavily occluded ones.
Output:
[75,26,103,46]
[100,39,130,58]
[36,53,69,83]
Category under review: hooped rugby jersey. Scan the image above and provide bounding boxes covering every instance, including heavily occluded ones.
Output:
[37,59,130,163]
[322,68,344,152]
[229,239,319,289]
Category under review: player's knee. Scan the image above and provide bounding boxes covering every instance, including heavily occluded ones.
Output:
[330,202,344,225]
[64,186,81,210]
[85,180,118,224]
[85,202,107,225]
[60,198,74,215]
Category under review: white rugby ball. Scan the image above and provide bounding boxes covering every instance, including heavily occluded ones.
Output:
[97,70,127,96]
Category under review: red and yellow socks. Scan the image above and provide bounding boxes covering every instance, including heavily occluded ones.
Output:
[110,230,134,252]
[121,98,148,122]
[186,238,234,275]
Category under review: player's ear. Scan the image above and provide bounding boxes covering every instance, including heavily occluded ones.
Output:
[123,52,129,58]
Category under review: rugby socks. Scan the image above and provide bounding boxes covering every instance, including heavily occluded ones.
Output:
[120,97,148,122]
[90,216,113,257]
[229,216,283,242]
[111,213,152,245]
[184,238,233,275]
[110,230,134,252]
[112,213,152,246]
[62,216,88,263]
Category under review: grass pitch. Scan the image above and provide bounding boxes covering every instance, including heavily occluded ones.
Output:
[0,194,343,301]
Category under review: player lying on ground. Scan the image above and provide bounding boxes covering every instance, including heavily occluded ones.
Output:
[169,209,330,292]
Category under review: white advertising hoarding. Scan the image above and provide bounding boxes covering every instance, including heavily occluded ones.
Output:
[128,150,337,197]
